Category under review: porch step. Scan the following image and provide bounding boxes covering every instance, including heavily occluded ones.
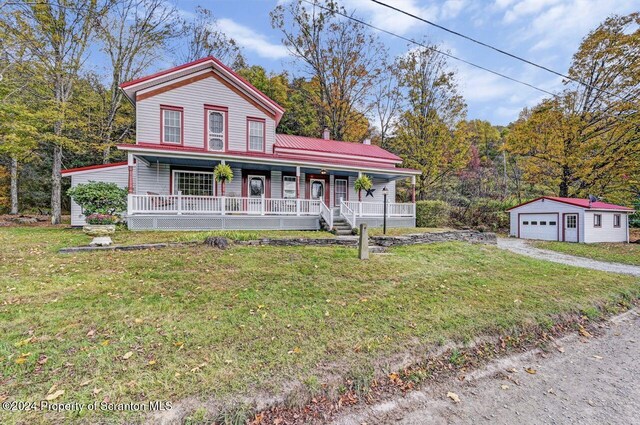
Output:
[335,230,353,236]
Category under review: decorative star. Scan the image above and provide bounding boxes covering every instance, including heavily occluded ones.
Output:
[365,188,376,198]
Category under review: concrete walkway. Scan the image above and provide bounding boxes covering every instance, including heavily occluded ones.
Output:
[496,238,640,277]
[331,309,640,425]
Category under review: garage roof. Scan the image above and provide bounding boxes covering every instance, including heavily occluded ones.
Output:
[507,196,634,211]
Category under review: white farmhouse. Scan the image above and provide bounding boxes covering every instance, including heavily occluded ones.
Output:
[508,196,634,243]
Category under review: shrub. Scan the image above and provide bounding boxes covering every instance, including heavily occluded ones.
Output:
[450,199,515,232]
[213,163,234,183]
[67,182,128,216]
[630,199,640,228]
[86,213,118,225]
[415,200,451,227]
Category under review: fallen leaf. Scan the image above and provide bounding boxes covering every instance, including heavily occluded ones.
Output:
[134,318,143,324]
[101,340,110,346]
[86,329,96,337]
[14,357,27,365]
[45,390,64,401]
[556,346,565,353]
[122,351,133,360]
[93,388,102,395]
[148,360,156,366]
[501,384,509,390]
[14,337,34,347]
[579,326,592,338]
[524,367,537,374]
[288,347,302,355]
[80,380,91,387]
[593,355,603,360]
[447,392,460,403]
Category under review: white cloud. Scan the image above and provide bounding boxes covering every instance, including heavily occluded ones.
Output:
[502,0,562,24]
[216,18,290,60]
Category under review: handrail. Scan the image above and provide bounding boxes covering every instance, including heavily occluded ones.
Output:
[320,200,333,229]
[340,199,356,228]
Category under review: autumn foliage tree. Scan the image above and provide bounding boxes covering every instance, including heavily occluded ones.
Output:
[506,13,639,204]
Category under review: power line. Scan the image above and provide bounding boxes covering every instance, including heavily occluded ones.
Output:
[369,0,625,100]
[300,0,556,97]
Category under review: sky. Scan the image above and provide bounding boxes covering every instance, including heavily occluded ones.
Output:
[150,0,637,125]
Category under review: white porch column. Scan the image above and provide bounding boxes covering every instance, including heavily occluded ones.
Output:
[127,153,135,194]
[296,166,301,216]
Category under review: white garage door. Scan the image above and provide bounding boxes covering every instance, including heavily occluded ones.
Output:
[519,214,558,241]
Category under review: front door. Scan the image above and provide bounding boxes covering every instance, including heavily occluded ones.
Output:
[247,175,265,213]
[309,179,325,203]
[564,214,578,242]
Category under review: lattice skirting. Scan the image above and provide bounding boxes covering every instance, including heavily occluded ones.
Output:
[127,215,321,231]
[356,217,416,228]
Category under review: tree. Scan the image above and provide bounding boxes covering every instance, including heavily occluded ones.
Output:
[389,45,469,200]
[1,0,109,224]
[373,60,402,150]
[271,0,384,141]
[505,13,639,204]
[96,0,181,162]
[180,6,245,68]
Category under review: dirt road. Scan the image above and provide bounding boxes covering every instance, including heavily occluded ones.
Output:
[331,309,640,425]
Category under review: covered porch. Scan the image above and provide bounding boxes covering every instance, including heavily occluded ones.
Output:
[124,151,417,231]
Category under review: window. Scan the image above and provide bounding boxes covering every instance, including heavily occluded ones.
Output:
[162,106,182,144]
[523,221,529,225]
[614,214,621,228]
[594,214,602,227]
[531,221,538,225]
[283,176,297,199]
[566,215,577,229]
[334,179,347,206]
[549,221,557,226]
[248,119,265,151]
[540,221,547,225]
[207,108,226,151]
[173,171,214,196]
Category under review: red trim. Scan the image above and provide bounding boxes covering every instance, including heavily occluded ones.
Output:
[333,177,348,206]
[305,173,330,206]
[517,212,560,240]
[562,213,579,242]
[246,117,266,153]
[160,105,184,146]
[120,56,284,115]
[128,166,134,194]
[203,105,229,152]
[61,161,128,175]
[507,196,633,211]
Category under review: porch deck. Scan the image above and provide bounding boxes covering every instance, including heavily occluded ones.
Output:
[126,194,415,231]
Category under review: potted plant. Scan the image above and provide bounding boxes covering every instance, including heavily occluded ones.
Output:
[83,213,118,246]
[67,182,128,246]
[354,174,372,202]
[214,163,234,196]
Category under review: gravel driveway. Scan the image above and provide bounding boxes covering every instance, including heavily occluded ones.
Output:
[496,238,640,277]
[331,309,640,425]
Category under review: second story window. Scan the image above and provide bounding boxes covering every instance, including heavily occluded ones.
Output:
[248,118,265,152]
[206,106,226,151]
[161,106,182,144]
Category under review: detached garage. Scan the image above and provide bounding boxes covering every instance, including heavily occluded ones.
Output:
[508,197,634,243]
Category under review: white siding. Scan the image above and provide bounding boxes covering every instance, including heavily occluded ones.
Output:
[136,162,170,194]
[136,75,276,152]
[583,211,629,243]
[69,166,129,226]
[224,167,243,197]
[509,199,584,241]
[347,176,396,203]
[271,170,282,199]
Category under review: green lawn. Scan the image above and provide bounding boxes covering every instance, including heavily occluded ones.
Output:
[1,227,638,424]
[532,241,640,266]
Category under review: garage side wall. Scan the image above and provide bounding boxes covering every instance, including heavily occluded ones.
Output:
[69,166,129,226]
[509,199,584,241]
[583,211,629,243]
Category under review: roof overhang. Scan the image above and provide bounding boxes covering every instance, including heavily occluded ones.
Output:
[117,144,421,177]
[119,56,285,124]
[506,196,634,212]
[61,162,128,177]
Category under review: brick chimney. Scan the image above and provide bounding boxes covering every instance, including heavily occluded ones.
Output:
[322,128,330,140]
[363,138,371,145]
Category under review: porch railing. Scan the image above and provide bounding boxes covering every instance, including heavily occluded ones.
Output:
[320,201,333,229]
[343,200,415,217]
[128,193,320,216]
[339,199,357,228]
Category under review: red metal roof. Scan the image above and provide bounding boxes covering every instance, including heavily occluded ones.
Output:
[507,196,634,211]
[61,161,128,176]
[119,56,284,113]
[274,134,401,161]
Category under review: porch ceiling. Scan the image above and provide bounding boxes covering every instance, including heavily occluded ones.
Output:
[135,155,410,180]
